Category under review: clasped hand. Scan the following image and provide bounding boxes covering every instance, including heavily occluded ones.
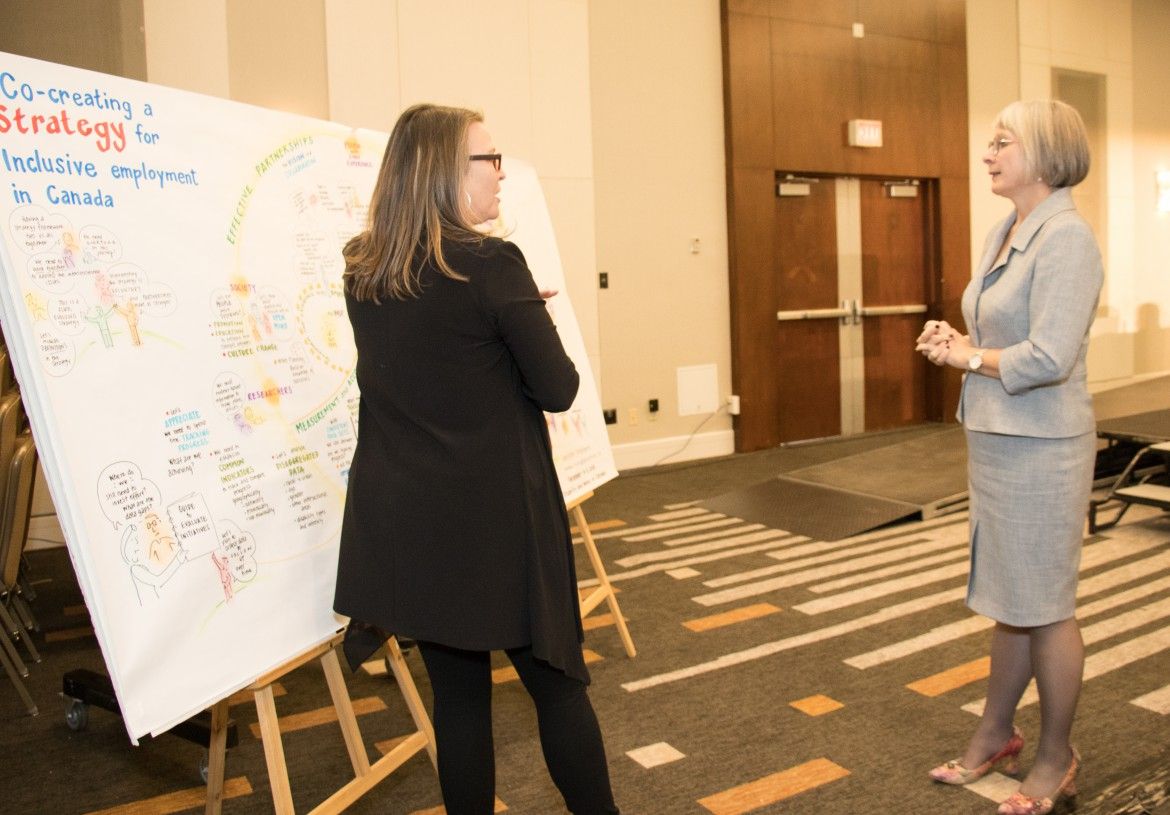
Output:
[915,319,973,368]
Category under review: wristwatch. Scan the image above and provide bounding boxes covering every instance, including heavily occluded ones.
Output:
[968,350,985,372]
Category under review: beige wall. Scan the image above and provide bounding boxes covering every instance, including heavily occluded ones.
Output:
[588,1,732,464]
[0,0,145,80]
[145,0,329,117]
[1017,0,1137,383]
[141,0,228,97]
[227,0,330,119]
[1131,0,1170,375]
[965,0,1020,278]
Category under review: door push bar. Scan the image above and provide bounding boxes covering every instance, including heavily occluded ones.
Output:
[777,300,928,325]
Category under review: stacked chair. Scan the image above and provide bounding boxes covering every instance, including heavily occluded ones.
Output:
[0,341,41,716]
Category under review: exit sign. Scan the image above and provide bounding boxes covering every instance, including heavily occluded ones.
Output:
[848,119,883,148]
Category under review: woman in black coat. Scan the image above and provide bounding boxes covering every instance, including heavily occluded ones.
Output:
[333,103,618,815]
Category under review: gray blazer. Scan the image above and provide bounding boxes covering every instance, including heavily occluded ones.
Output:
[958,187,1103,438]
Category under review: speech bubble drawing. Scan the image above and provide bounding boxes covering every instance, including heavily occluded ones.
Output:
[78,224,122,263]
[213,372,244,417]
[257,287,294,342]
[209,289,239,321]
[139,282,177,317]
[27,251,73,294]
[8,206,70,255]
[48,295,88,335]
[105,262,147,303]
[97,461,162,529]
[216,520,258,583]
[36,327,75,377]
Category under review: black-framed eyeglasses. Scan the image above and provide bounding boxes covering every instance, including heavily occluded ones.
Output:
[469,153,503,171]
[987,138,1014,156]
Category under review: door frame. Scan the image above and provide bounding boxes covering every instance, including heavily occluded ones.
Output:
[728,170,947,452]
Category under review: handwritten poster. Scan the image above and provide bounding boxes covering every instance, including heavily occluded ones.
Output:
[0,52,615,740]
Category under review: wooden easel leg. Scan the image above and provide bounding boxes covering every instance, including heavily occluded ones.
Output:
[222,633,435,813]
[385,637,437,768]
[321,647,371,777]
[254,683,296,815]
[204,698,229,815]
[572,504,636,657]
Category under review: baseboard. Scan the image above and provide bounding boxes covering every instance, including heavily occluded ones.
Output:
[610,429,735,472]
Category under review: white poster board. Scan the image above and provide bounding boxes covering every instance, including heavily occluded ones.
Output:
[0,52,616,740]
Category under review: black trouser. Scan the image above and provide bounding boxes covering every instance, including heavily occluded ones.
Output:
[416,640,619,815]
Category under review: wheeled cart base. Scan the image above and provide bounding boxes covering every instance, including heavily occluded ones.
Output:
[62,668,240,781]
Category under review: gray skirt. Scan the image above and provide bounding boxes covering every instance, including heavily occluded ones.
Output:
[965,428,1096,627]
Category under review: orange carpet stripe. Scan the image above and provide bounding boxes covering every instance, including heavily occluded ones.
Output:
[83,776,252,815]
[409,797,508,814]
[907,656,991,697]
[247,695,386,739]
[583,612,626,631]
[375,734,411,755]
[789,694,844,716]
[578,585,621,602]
[493,650,602,684]
[227,682,286,707]
[571,518,626,535]
[684,603,781,632]
[44,626,94,642]
[697,758,851,815]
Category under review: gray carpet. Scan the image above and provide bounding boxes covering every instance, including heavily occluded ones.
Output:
[699,477,923,540]
[2,424,1169,814]
[785,426,968,512]
[697,425,967,539]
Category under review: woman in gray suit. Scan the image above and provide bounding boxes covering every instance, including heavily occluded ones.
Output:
[917,99,1102,815]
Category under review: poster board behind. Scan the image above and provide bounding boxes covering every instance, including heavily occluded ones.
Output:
[0,52,615,739]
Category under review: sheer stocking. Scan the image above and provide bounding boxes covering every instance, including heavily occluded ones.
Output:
[960,619,1082,797]
[962,623,1033,769]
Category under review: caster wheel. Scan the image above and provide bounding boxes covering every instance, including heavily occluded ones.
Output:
[65,699,89,731]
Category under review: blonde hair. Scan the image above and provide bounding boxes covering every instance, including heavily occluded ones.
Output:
[995,99,1090,188]
[344,104,485,302]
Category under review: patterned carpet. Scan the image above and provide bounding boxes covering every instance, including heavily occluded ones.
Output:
[3,427,1170,814]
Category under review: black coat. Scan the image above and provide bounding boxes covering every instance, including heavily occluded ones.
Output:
[333,236,588,681]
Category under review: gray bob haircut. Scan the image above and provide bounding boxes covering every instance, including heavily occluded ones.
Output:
[995,99,1091,188]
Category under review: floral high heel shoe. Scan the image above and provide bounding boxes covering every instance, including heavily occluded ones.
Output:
[929,726,1025,785]
[996,747,1080,815]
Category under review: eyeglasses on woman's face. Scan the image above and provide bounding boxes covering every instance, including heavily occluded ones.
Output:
[469,153,503,171]
[986,137,1014,156]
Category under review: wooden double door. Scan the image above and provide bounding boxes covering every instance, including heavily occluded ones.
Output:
[733,174,940,451]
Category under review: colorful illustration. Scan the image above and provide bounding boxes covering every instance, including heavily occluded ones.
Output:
[111,480,258,607]
[0,51,611,742]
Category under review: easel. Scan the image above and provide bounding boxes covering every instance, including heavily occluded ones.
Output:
[204,633,435,815]
[568,491,636,657]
